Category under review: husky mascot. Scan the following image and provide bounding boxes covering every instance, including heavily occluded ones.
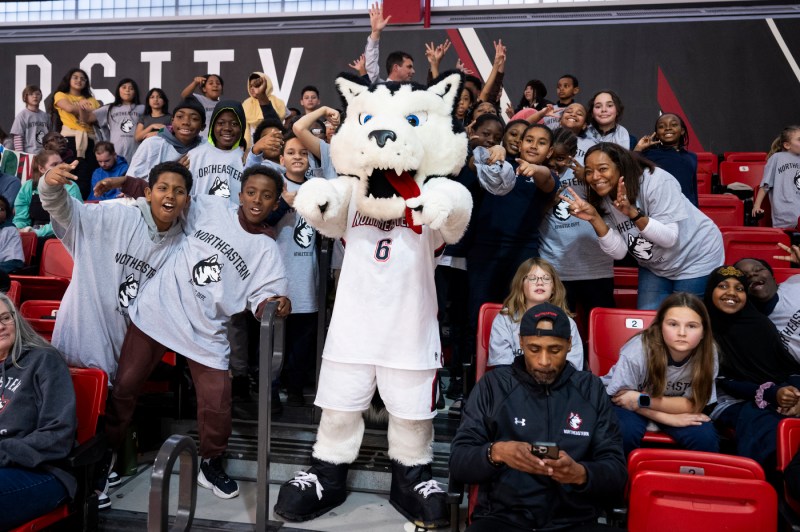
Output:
[274,71,472,528]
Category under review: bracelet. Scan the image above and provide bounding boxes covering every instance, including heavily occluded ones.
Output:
[755,382,775,409]
[630,208,645,222]
[487,442,502,467]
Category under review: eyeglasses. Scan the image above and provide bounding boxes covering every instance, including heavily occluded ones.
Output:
[524,275,553,284]
[0,313,15,326]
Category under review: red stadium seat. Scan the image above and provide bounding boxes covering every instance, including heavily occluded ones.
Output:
[777,418,800,515]
[628,448,764,485]
[695,152,718,175]
[588,307,672,445]
[9,367,108,532]
[475,303,503,383]
[39,239,74,279]
[724,151,767,163]
[627,470,777,532]
[588,307,656,376]
[696,170,712,196]
[6,280,20,307]
[698,194,744,227]
[8,275,69,302]
[719,161,766,189]
[19,300,60,341]
[773,267,798,283]
[613,267,638,309]
[721,226,790,268]
[18,231,36,266]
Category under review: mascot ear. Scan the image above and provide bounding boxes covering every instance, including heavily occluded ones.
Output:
[427,71,464,113]
[335,73,371,107]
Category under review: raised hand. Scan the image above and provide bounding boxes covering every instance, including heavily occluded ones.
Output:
[612,177,636,217]
[455,59,474,76]
[348,54,367,76]
[369,2,391,36]
[558,186,599,222]
[44,161,79,187]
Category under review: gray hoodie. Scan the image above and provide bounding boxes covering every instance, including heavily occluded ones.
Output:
[0,347,77,496]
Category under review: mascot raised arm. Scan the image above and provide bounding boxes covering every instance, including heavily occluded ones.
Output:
[274,71,472,528]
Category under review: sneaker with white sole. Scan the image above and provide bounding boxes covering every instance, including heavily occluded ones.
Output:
[107,471,122,488]
[197,457,239,499]
[96,490,112,510]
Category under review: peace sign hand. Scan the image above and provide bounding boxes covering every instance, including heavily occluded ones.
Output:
[559,186,599,222]
[612,177,637,217]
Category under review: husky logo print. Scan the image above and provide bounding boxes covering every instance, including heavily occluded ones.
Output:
[293,217,314,248]
[121,118,134,133]
[117,273,139,308]
[209,177,230,198]
[192,254,224,286]
[553,199,571,221]
[794,170,800,191]
[628,233,654,260]
[568,412,583,430]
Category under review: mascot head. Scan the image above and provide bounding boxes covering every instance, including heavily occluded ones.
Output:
[330,71,468,221]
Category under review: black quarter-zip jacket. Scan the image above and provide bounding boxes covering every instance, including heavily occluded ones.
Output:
[450,357,626,530]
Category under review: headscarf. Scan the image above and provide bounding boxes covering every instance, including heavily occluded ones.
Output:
[242,72,287,146]
[704,265,800,383]
[208,100,247,149]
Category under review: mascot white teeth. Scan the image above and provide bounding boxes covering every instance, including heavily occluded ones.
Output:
[274,71,472,529]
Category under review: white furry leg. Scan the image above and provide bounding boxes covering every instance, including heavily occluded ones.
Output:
[311,409,365,465]
[386,414,433,466]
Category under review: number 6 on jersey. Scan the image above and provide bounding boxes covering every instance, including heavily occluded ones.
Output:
[374,238,393,262]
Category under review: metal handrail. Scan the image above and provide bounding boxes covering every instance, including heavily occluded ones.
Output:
[148,434,198,532]
[256,300,286,531]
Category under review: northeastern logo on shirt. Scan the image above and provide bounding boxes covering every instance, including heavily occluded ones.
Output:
[192,255,223,286]
[117,274,139,308]
[563,411,589,436]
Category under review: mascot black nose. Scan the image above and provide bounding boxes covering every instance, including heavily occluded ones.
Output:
[368,129,397,148]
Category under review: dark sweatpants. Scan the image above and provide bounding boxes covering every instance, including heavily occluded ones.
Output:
[105,323,232,458]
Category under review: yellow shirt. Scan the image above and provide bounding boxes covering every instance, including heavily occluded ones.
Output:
[53,92,100,132]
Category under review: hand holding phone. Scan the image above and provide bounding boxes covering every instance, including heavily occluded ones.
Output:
[531,442,560,460]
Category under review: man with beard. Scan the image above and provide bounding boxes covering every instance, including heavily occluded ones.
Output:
[450,303,626,531]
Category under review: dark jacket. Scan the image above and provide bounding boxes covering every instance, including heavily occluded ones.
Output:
[0,346,77,496]
[450,358,626,530]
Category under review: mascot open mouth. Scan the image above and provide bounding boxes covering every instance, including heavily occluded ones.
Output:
[367,168,419,201]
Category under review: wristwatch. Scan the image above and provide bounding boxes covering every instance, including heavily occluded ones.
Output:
[638,393,651,408]
[630,208,645,222]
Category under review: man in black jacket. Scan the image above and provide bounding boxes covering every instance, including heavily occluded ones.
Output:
[450,302,626,531]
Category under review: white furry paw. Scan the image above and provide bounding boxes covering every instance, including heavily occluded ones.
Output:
[406,193,450,231]
[406,179,472,243]
[294,178,343,226]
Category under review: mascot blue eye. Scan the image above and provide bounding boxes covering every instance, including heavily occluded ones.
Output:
[359,113,373,125]
[405,112,427,127]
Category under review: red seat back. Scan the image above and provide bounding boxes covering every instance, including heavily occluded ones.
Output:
[18,231,36,266]
[588,308,656,376]
[628,470,777,532]
[628,448,764,484]
[720,226,790,268]
[777,418,800,515]
[20,300,61,341]
[719,161,766,189]
[698,194,744,227]
[39,239,74,280]
[773,267,798,284]
[695,152,718,175]
[69,367,108,445]
[6,280,20,308]
[475,303,503,383]
[696,170,712,195]
[8,275,70,302]
[724,151,767,163]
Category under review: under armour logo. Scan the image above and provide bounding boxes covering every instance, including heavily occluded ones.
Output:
[514,417,526,426]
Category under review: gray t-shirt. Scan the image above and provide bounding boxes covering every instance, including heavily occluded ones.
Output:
[94,103,145,163]
[128,195,288,370]
[539,169,613,281]
[488,310,584,370]
[188,141,244,203]
[40,179,184,380]
[192,93,218,140]
[127,136,181,179]
[0,225,23,262]
[603,167,724,280]
[306,140,337,180]
[602,335,718,404]
[10,109,50,153]
[276,178,319,314]
[760,151,800,228]
[768,274,800,364]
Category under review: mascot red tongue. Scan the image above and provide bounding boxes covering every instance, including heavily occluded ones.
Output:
[274,71,472,529]
[385,170,423,234]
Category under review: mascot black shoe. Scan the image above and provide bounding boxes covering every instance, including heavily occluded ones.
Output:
[389,461,449,528]
[273,457,349,522]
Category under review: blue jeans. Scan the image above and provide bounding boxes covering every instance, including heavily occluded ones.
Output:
[0,466,68,529]
[637,268,710,310]
[613,405,719,456]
